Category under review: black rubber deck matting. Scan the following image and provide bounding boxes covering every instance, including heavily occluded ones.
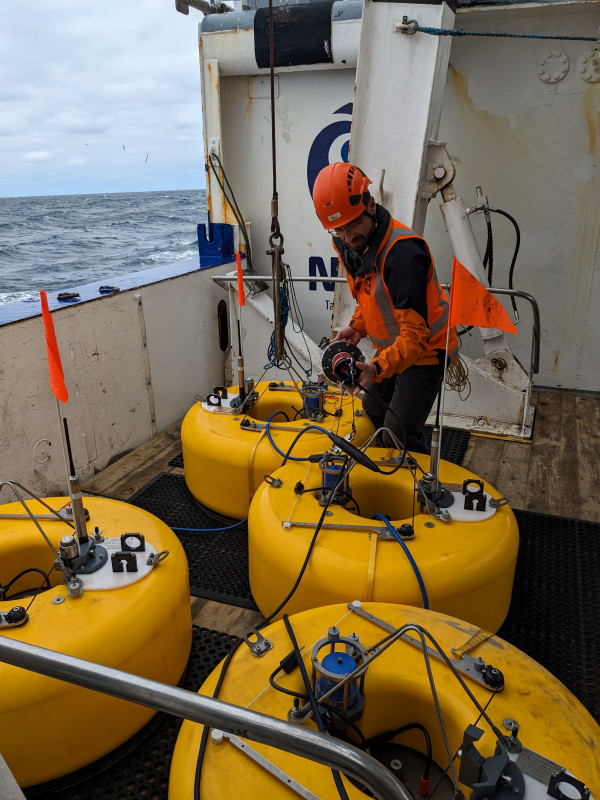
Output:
[132,474,599,722]
[24,626,237,800]
[129,473,257,609]
[498,509,600,724]
[424,427,470,466]
[22,511,599,799]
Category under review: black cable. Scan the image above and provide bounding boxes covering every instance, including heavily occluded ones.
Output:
[471,206,521,324]
[269,667,368,751]
[489,207,521,323]
[193,460,349,794]
[365,722,433,780]
[359,384,408,470]
[482,214,493,285]
[269,665,309,699]
[428,687,500,798]
[283,614,350,800]
[208,152,254,273]
[293,485,361,515]
[0,567,51,601]
[327,709,369,750]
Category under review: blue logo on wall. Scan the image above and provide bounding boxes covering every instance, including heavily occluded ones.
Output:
[306,103,352,196]
[306,103,352,292]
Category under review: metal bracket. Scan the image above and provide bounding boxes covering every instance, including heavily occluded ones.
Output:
[347,602,503,691]
[243,628,273,657]
[282,521,401,539]
[548,768,591,800]
[146,549,169,567]
[463,479,487,512]
[111,552,138,573]
[394,16,417,34]
[211,730,321,799]
[0,606,29,628]
[459,725,525,799]
[120,532,145,552]
[419,141,456,199]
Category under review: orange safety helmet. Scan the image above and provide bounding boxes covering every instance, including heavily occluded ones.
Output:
[312,162,373,230]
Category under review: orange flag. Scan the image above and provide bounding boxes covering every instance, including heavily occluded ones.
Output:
[448,258,517,335]
[236,251,246,307]
[40,291,69,402]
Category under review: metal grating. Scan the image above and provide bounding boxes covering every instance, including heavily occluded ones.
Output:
[424,427,470,466]
[133,476,600,722]
[129,473,257,609]
[22,510,600,798]
[498,509,600,723]
[24,627,237,800]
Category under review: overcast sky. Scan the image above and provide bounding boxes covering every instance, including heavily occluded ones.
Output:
[0,1,207,198]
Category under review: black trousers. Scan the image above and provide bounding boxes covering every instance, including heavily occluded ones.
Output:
[362,362,444,454]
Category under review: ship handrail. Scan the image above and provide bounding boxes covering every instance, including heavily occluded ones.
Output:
[441,285,540,376]
[215,274,540,375]
[0,636,411,800]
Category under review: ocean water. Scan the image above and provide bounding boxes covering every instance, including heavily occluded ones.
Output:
[0,189,207,305]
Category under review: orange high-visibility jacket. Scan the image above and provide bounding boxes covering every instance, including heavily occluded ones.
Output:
[333,210,458,381]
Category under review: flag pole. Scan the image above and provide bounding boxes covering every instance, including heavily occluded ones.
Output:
[430,323,451,493]
[56,398,73,495]
[429,261,456,494]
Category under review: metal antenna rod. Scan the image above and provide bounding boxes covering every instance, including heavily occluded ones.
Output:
[62,417,88,547]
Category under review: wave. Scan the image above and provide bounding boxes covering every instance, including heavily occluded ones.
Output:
[0,189,207,298]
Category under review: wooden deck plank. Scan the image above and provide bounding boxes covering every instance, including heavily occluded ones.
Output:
[521,391,565,514]
[461,434,503,488]
[495,438,532,511]
[82,420,182,500]
[573,394,600,522]
[192,601,263,638]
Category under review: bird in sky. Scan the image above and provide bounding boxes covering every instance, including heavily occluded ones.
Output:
[145,154,149,162]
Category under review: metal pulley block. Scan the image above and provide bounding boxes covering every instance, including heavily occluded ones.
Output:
[0,605,29,628]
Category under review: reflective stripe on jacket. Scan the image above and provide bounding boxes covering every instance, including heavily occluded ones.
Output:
[334,216,458,380]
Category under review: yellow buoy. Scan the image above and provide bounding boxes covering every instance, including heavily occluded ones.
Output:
[248,448,518,631]
[0,495,192,788]
[182,381,375,519]
[169,602,599,799]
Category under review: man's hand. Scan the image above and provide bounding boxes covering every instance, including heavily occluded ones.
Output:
[333,326,362,346]
[349,360,377,396]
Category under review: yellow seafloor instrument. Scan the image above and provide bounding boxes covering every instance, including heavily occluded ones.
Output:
[182,380,375,519]
[0,495,192,788]
[248,448,518,631]
[169,602,599,800]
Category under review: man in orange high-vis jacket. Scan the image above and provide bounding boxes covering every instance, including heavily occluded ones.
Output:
[312,161,458,454]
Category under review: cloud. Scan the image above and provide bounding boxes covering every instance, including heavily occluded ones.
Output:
[0,0,207,197]
[23,151,53,163]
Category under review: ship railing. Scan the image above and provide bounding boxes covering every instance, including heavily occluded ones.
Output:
[215,274,541,377]
[0,636,411,800]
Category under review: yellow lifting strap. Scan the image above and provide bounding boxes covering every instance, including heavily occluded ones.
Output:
[451,628,495,658]
[365,532,378,601]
